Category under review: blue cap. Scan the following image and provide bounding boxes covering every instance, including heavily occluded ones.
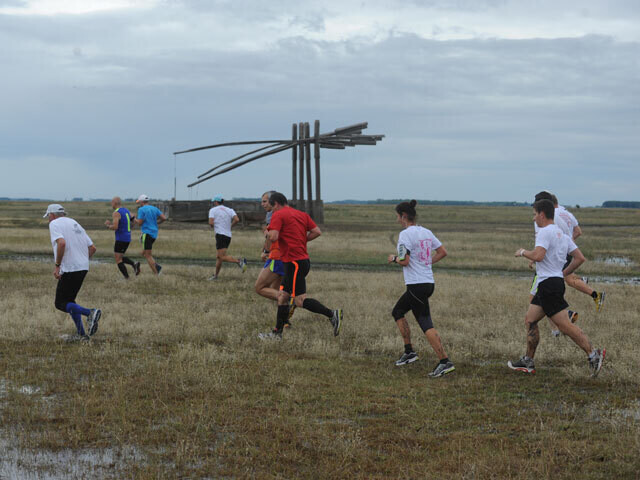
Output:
[213,195,223,202]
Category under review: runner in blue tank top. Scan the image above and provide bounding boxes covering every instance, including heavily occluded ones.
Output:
[133,194,166,275]
[105,196,140,279]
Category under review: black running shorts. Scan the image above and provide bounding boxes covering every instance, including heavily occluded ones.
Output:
[54,270,88,312]
[114,241,130,254]
[531,277,569,317]
[215,234,231,250]
[392,283,435,332]
[140,233,156,250]
[280,259,310,297]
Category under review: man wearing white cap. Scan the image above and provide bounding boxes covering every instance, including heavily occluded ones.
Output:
[44,204,101,340]
[133,195,166,275]
[207,195,247,280]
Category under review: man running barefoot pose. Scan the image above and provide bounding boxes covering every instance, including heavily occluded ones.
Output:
[44,204,101,340]
[208,195,247,280]
[105,196,140,279]
[509,199,605,376]
[134,194,166,275]
[258,192,341,339]
[387,200,455,378]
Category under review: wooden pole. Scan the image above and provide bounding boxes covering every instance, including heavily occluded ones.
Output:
[292,123,297,202]
[314,120,320,201]
[305,122,312,216]
[298,122,305,210]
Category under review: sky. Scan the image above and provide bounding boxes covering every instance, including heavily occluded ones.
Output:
[1,0,639,206]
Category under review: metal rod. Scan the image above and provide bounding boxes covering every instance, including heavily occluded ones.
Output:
[196,143,279,179]
[174,139,292,155]
[187,143,295,188]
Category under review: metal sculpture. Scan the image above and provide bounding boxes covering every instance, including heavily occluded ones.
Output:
[173,121,384,221]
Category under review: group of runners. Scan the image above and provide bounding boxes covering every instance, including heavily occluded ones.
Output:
[43,189,605,377]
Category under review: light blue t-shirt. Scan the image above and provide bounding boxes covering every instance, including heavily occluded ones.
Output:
[137,205,163,238]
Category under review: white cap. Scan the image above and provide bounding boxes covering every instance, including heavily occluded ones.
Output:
[43,204,65,218]
[136,194,150,203]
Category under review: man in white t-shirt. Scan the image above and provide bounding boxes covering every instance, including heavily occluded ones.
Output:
[207,195,246,280]
[509,199,605,377]
[550,194,605,312]
[44,204,101,341]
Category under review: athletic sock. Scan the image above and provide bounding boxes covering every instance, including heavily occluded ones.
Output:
[404,344,413,354]
[275,305,289,331]
[65,303,88,336]
[117,262,129,278]
[122,256,135,266]
[591,291,598,299]
[439,357,449,364]
[302,298,333,318]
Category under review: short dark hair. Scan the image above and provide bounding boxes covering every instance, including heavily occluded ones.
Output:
[534,191,553,203]
[395,199,417,221]
[269,192,288,207]
[534,199,555,219]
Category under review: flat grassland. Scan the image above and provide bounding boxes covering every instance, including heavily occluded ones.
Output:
[0,201,639,478]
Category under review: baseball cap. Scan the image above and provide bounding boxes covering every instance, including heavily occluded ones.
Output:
[42,204,65,218]
[213,195,223,202]
[136,194,150,203]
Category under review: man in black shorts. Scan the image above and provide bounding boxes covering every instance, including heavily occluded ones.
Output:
[105,196,140,279]
[258,192,342,339]
[509,199,605,376]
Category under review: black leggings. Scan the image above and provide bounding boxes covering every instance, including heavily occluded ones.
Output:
[392,283,435,332]
[54,270,88,312]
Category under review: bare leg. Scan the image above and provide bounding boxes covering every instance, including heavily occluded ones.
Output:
[255,269,280,300]
[565,273,594,296]
[114,252,123,264]
[216,248,239,276]
[425,329,447,360]
[142,250,157,274]
[551,309,593,354]
[524,304,545,359]
[395,317,412,345]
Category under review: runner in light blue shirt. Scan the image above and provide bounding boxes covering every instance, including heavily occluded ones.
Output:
[133,194,166,275]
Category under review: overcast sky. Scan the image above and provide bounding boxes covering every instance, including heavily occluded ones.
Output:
[1,0,638,205]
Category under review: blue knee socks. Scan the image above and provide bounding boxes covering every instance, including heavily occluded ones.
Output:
[65,302,90,335]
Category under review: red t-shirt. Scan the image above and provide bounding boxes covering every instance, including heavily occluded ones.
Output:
[268,206,317,262]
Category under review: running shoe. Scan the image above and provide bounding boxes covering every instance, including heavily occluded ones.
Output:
[551,330,561,338]
[239,258,248,273]
[395,351,418,366]
[589,348,606,377]
[593,291,605,312]
[582,277,589,284]
[508,356,535,374]
[568,310,579,323]
[258,329,282,340]
[88,309,101,336]
[207,274,218,281]
[156,264,163,275]
[331,309,343,336]
[428,361,456,378]
[134,261,141,276]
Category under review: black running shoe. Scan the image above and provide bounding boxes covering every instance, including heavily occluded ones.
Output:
[134,261,141,276]
[156,264,162,275]
[395,351,418,366]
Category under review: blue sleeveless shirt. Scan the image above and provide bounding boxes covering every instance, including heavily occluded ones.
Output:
[115,207,132,242]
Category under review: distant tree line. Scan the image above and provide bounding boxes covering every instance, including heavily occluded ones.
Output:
[602,201,640,209]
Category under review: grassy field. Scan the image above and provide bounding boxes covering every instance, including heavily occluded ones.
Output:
[0,201,639,478]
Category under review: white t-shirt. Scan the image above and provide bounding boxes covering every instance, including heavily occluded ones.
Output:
[556,205,579,237]
[534,224,578,283]
[49,217,93,273]
[397,225,442,285]
[208,205,237,237]
[534,209,571,238]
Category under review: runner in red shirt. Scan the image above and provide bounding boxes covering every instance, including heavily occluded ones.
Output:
[258,192,343,339]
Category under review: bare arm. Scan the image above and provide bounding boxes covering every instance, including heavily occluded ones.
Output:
[388,252,410,266]
[53,238,66,279]
[431,245,447,264]
[105,211,121,230]
[268,229,279,243]
[515,246,546,262]
[231,215,239,227]
[307,226,321,242]
[572,225,582,241]
[88,244,96,258]
[158,214,167,224]
[563,247,585,277]
[208,217,214,229]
